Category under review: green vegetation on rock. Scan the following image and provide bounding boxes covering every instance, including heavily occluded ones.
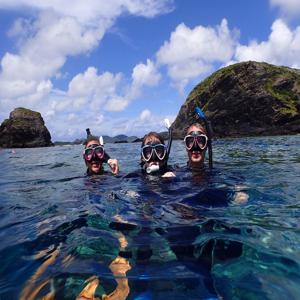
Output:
[172,61,300,138]
[0,107,52,148]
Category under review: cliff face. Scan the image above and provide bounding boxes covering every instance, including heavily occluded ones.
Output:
[0,107,52,148]
[172,61,300,138]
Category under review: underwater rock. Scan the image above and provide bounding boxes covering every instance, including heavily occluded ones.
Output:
[172,61,300,138]
[0,107,53,148]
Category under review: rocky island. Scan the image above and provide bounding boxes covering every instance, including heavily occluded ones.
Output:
[172,61,300,138]
[0,107,52,148]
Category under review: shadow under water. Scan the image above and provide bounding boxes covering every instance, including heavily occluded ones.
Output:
[0,136,299,299]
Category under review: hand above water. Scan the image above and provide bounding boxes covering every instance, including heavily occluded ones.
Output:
[108,158,119,175]
[162,171,176,178]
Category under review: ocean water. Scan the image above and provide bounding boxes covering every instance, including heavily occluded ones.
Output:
[0,136,299,300]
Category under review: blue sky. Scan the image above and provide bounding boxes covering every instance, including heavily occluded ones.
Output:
[0,0,300,141]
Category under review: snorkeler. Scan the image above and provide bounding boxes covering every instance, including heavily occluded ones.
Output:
[141,131,175,177]
[183,106,213,171]
[183,105,212,170]
[184,123,209,170]
[83,128,119,175]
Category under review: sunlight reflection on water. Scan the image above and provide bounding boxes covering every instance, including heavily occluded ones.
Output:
[0,135,299,299]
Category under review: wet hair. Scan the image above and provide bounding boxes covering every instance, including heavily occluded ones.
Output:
[83,135,100,147]
[185,123,206,135]
[141,131,165,147]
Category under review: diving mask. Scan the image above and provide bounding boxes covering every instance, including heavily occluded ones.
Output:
[184,131,208,151]
[83,144,105,162]
[141,143,167,162]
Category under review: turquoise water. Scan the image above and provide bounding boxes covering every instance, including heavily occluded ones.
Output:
[0,136,299,299]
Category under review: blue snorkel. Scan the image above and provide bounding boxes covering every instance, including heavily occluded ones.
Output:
[195,107,213,168]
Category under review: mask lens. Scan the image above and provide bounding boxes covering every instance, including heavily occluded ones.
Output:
[196,135,207,149]
[154,144,166,160]
[94,146,104,159]
[84,148,93,161]
[185,136,194,149]
[142,146,153,161]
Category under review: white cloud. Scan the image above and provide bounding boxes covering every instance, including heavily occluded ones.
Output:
[140,109,152,121]
[270,0,300,18]
[0,9,106,109]
[67,113,76,121]
[128,59,161,99]
[67,65,157,112]
[0,0,173,140]
[43,107,175,140]
[0,1,172,103]
[2,12,104,83]
[104,96,129,112]
[235,19,300,68]
[132,59,161,87]
[156,19,238,91]
[3,0,300,141]
[0,0,174,22]
[68,67,122,105]
[108,113,176,138]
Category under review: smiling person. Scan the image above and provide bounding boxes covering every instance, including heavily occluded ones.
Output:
[141,131,175,178]
[83,128,119,175]
[184,123,208,170]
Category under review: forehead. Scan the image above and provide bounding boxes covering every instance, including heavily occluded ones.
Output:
[144,135,161,145]
[187,125,205,135]
[86,140,100,148]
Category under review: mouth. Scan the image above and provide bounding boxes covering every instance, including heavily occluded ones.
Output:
[149,161,159,167]
[191,150,201,158]
[91,161,101,167]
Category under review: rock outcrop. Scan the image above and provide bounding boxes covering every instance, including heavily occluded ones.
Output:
[172,61,300,138]
[0,107,52,148]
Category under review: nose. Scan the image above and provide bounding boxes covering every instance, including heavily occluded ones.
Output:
[149,149,159,161]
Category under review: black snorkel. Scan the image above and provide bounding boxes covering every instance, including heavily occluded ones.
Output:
[85,128,104,146]
[195,107,213,168]
[164,118,173,164]
[86,128,91,138]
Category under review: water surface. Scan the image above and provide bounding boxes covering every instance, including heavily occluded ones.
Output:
[0,136,299,299]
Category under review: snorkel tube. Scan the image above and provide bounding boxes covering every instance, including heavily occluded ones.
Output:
[146,164,159,174]
[86,128,91,138]
[84,128,110,164]
[195,107,213,168]
[164,118,173,163]
[86,128,104,146]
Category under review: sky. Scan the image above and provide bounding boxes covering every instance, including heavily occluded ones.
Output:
[0,0,300,141]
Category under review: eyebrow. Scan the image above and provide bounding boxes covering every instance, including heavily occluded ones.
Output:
[86,143,100,148]
[187,130,205,134]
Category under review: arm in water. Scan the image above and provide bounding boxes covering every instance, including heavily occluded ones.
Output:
[77,232,131,300]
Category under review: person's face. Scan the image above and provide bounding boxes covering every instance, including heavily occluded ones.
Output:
[142,136,166,169]
[85,140,103,174]
[185,125,207,165]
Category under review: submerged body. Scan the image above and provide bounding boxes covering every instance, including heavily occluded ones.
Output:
[2,134,297,299]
